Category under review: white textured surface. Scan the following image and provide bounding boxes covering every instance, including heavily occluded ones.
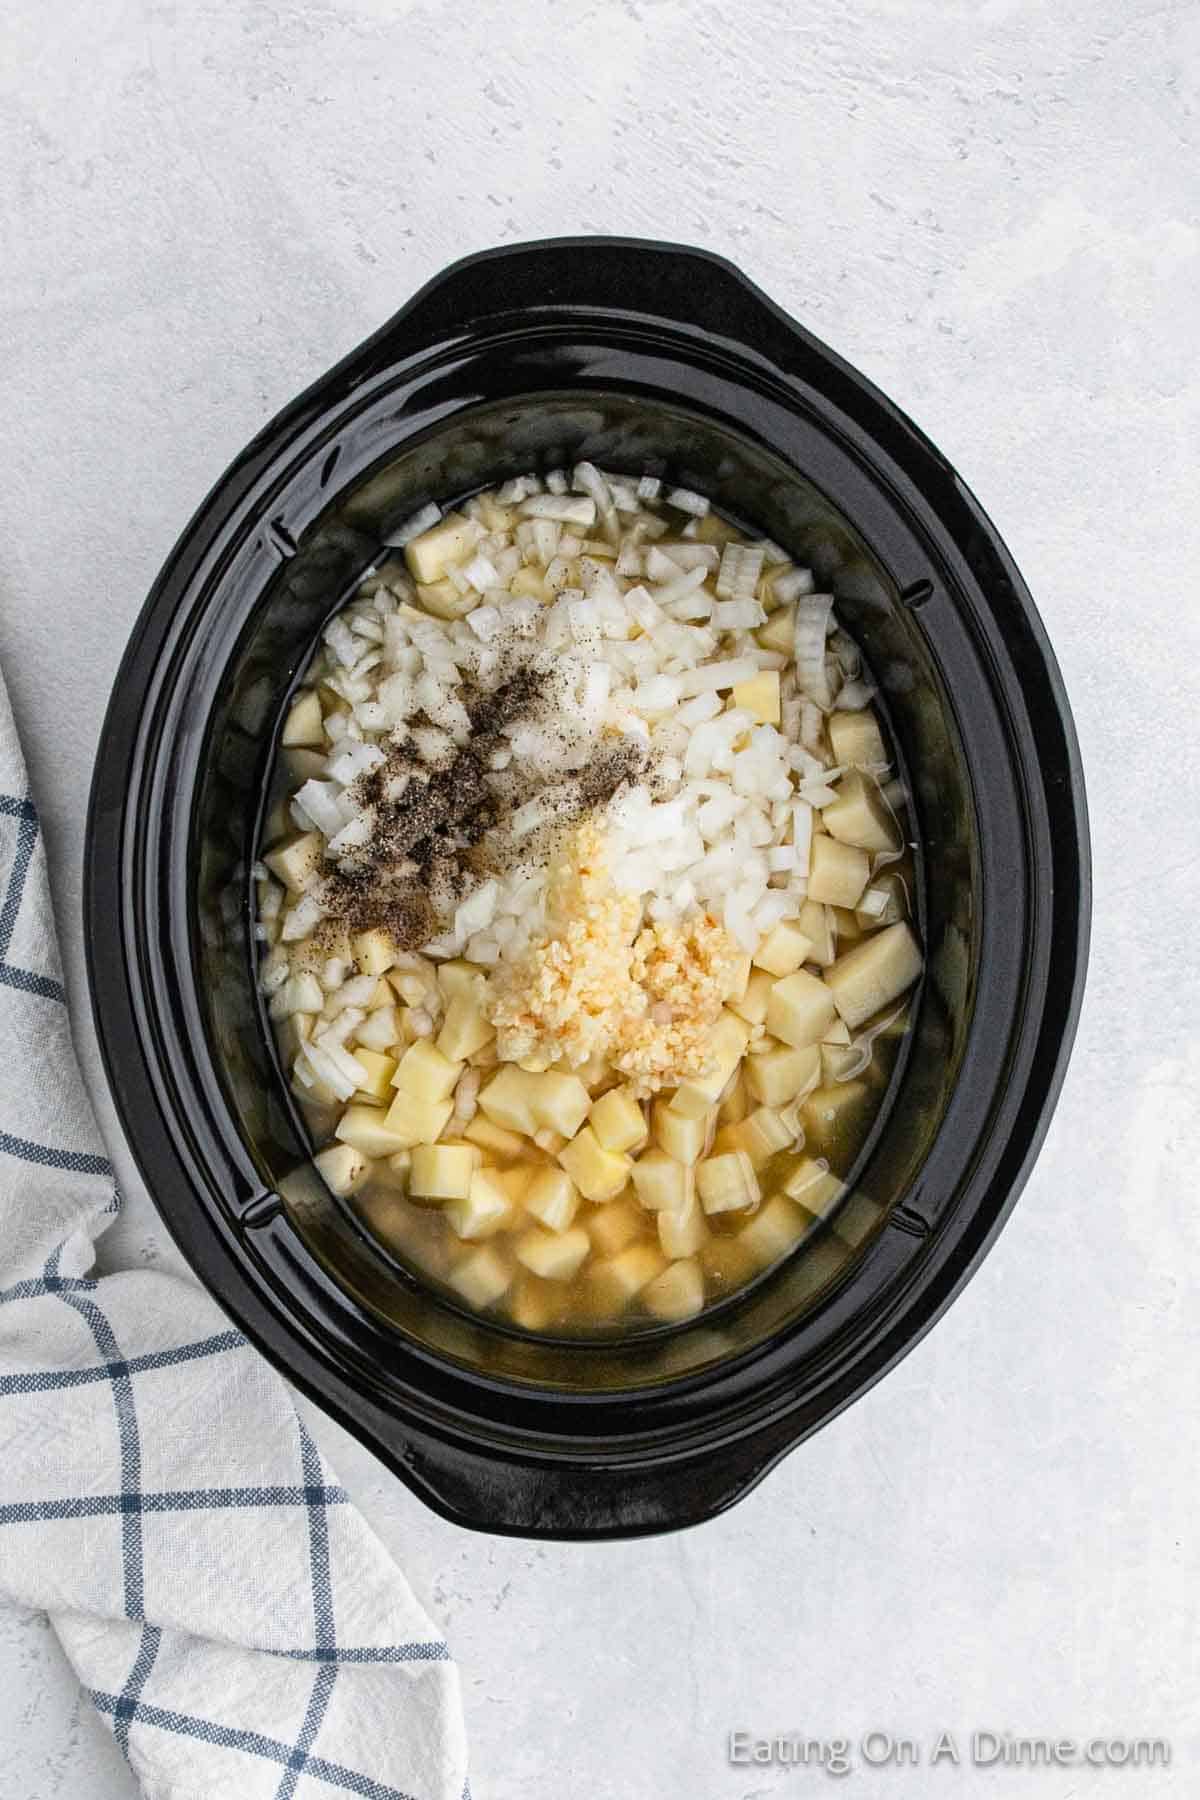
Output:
[2,0,1198,1794]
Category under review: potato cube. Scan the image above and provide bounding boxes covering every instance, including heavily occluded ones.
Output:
[447,1244,512,1310]
[494,1164,534,1206]
[264,831,324,894]
[717,1073,749,1125]
[528,1070,592,1139]
[352,1049,398,1102]
[522,1167,580,1232]
[462,1114,527,1160]
[739,1195,809,1266]
[477,1065,540,1134]
[444,1168,513,1240]
[783,1155,844,1215]
[731,670,781,725]
[856,871,908,931]
[381,1088,453,1148]
[798,899,837,967]
[589,1085,648,1154]
[651,1099,713,1166]
[673,1010,750,1106]
[755,599,796,653]
[752,919,813,979]
[825,921,923,1030]
[516,1225,591,1282]
[657,1196,709,1261]
[715,1105,794,1170]
[821,1042,860,1083]
[729,967,773,1026]
[666,1083,714,1120]
[416,579,479,621]
[559,1127,631,1203]
[723,951,752,1002]
[351,928,398,977]
[410,1142,480,1202]
[404,511,475,584]
[589,1244,667,1312]
[697,1149,760,1215]
[823,1016,851,1044]
[392,1039,463,1104]
[313,1142,369,1197]
[821,770,901,854]
[506,1272,558,1332]
[334,1103,413,1160]
[437,959,489,1004]
[801,1080,872,1154]
[643,1258,705,1322]
[702,1234,758,1289]
[436,994,495,1062]
[533,1127,567,1155]
[509,565,553,604]
[281,689,325,748]
[587,1198,645,1258]
[744,1041,822,1107]
[827,707,888,771]
[832,904,864,943]
[630,1149,695,1214]
[372,1150,412,1192]
[765,969,837,1049]
[807,835,871,908]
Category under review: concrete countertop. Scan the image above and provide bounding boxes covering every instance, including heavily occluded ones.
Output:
[2,0,1197,1794]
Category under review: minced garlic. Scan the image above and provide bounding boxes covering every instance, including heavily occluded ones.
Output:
[488,822,743,1092]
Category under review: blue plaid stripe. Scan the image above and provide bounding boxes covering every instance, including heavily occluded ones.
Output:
[0,791,66,1003]
[0,1485,351,1525]
[276,1644,452,1665]
[275,1422,342,1798]
[86,1693,429,1800]
[113,1624,162,1756]
[0,1129,112,1175]
[0,1328,244,1396]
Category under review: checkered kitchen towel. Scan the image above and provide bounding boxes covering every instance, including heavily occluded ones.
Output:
[0,668,470,1798]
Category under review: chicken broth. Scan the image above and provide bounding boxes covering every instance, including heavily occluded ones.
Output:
[256,467,923,1333]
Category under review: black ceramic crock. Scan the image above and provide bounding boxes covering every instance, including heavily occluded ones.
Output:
[85,238,1089,1539]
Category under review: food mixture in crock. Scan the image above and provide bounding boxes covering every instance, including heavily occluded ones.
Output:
[255,466,923,1332]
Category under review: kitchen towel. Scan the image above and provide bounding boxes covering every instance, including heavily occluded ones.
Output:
[0,665,470,1799]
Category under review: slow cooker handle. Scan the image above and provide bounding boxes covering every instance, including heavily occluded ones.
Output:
[383,1416,800,1539]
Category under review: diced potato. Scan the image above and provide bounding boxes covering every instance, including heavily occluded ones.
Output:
[801,1080,872,1155]
[352,1050,398,1102]
[372,1150,412,1192]
[509,565,553,603]
[856,871,908,930]
[410,1142,480,1202]
[334,1103,413,1160]
[807,835,871,908]
[673,1010,750,1106]
[782,1155,843,1214]
[436,994,495,1062]
[559,1127,631,1203]
[313,1142,369,1196]
[739,1195,809,1267]
[755,601,796,654]
[823,1017,852,1045]
[444,1168,513,1240]
[264,831,324,894]
[723,951,752,1002]
[515,1225,590,1282]
[438,959,489,1004]
[524,1167,580,1232]
[643,1258,705,1322]
[392,1039,463,1104]
[589,1085,648,1154]
[832,905,864,943]
[651,1098,713,1166]
[714,1105,794,1170]
[701,1234,758,1289]
[752,919,813,979]
[729,967,773,1026]
[506,1272,557,1332]
[821,1042,861,1083]
[744,1041,822,1108]
[404,511,475,583]
[765,969,837,1049]
[477,1065,540,1134]
[666,1083,714,1120]
[821,771,901,854]
[447,1244,512,1310]
[630,1149,695,1213]
[462,1114,527,1160]
[532,1127,567,1155]
[587,1198,645,1258]
[527,1070,592,1139]
[417,579,478,621]
[657,1195,709,1260]
[827,707,888,771]
[717,1071,749,1125]
[351,928,398,977]
[478,495,517,533]
[825,922,923,1030]
[696,1148,760,1215]
[281,689,325,748]
[494,1164,534,1206]
[589,1244,667,1312]
[798,899,837,967]
[381,1088,454,1148]
[731,670,781,725]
